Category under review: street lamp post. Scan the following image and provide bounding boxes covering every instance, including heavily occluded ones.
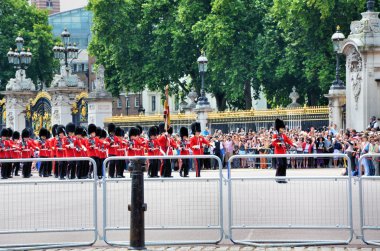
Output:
[52,28,79,71]
[7,35,33,79]
[330,26,346,90]
[197,51,209,105]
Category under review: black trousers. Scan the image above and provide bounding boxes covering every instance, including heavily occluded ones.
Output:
[14,162,20,176]
[67,161,76,179]
[1,162,9,178]
[162,159,172,177]
[76,160,84,178]
[39,157,48,177]
[90,157,100,178]
[54,160,59,178]
[276,157,287,177]
[23,161,32,178]
[99,158,104,178]
[116,160,125,177]
[181,159,189,177]
[148,159,159,177]
[195,158,202,177]
[58,161,67,179]
[108,155,117,178]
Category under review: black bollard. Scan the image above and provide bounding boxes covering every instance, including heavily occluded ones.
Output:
[128,159,147,250]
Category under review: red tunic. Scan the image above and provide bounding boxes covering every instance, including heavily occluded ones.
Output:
[107,135,118,156]
[36,139,50,157]
[127,139,144,156]
[179,139,190,155]
[55,137,67,158]
[189,136,210,155]
[157,135,178,155]
[21,139,37,158]
[11,140,22,159]
[145,139,160,156]
[86,137,99,158]
[116,138,127,157]
[98,139,109,159]
[271,133,293,154]
[65,136,77,158]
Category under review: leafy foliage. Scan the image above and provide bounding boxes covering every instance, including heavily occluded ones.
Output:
[0,0,56,90]
[89,0,367,109]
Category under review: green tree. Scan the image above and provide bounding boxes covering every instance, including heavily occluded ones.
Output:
[257,0,366,106]
[0,0,56,90]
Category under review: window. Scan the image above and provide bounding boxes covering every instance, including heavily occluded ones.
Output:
[46,0,53,8]
[117,98,122,108]
[135,96,140,108]
[126,96,130,108]
[73,64,77,72]
[151,96,156,112]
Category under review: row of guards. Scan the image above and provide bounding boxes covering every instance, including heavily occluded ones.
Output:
[0,91,88,134]
[0,153,378,250]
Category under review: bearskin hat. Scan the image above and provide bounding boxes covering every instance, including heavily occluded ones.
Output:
[101,129,107,139]
[115,127,123,137]
[148,126,157,138]
[39,127,49,138]
[0,128,8,137]
[129,127,140,138]
[52,124,58,137]
[167,126,173,135]
[275,118,286,132]
[88,124,97,134]
[96,127,102,137]
[57,125,67,136]
[22,128,30,138]
[47,130,51,139]
[7,128,13,138]
[66,122,76,133]
[75,127,84,136]
[158,123,166,134]
[191,122,201,134]
[12,131,20,140]
[108,123,116,134]
[135,125,143,135]
[82,128,88,138]
[180,127,188,139]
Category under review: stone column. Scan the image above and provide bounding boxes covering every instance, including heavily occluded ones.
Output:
[341,11,380,130]
[325,89,346,130]
[1,69,36,131]
[48,66,86,125]
[86,65,113,127]
[194,104,213,132]
[3,92,35,131]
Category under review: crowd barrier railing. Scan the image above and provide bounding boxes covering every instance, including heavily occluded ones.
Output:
[0,157,99,251]
[227,153,353,247]
[358,153,380,246]
[102,155,224,247]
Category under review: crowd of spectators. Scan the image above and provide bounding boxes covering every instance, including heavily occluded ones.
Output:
[172,119,380,176]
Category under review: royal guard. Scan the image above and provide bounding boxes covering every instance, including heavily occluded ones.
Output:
[81,128,90,178]
[157,123,178,177]
[107,123,118,178]
[179,127,190,177]
[189,122,210,177]
[6,128,14,178]
[37,127,50,177]
[86,124,99,178]
[271,118,296,183]
[98,129,110,179]
[21,128,37,178]
[11,131,22,176]
[65,123,77,179]
[146,126,160,178]
[56,125,67,180]
[74,127,86,179]
[115,127,126,178]
[0,128,10,179]
[49,124,59,178]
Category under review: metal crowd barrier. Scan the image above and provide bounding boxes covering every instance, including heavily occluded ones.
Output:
[358,153,380,246]
[227,153,353,247]
[0,157,98,251]
[102,155,224,246]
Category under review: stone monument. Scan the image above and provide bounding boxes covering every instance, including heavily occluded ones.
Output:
[2,69,36,131]
[287,86,302,108]
[341,2,380,130]
[48,65,85,125]
[86,65,113,126]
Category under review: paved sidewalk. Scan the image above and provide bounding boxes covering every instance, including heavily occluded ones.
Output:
[51,246,380,251]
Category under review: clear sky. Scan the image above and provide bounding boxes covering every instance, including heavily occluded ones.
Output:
[61,0,88,12]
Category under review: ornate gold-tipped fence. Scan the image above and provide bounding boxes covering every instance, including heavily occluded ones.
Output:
[105,106,329,132]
